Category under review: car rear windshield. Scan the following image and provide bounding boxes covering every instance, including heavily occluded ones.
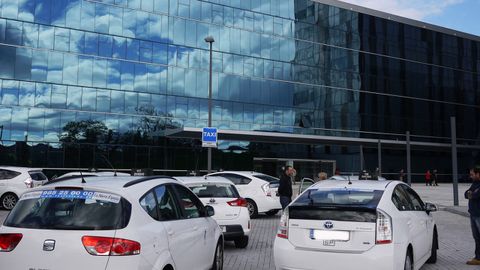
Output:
[4,190,131,230]
[289,188,383,222]
[253,174,279,183]
[28,171,47,181]
[189,184,240,198]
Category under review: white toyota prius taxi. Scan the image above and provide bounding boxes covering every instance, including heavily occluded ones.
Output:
[274,180,438,270]
[0,176,224,270]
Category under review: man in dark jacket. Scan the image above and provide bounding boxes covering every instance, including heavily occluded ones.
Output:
[465,166,480,265]
[278,166,294,210]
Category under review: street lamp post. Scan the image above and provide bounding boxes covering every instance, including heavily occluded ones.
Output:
[205,36,215,173]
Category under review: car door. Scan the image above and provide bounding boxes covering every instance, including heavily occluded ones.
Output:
[402,185,431,261]
[170,184,213,270]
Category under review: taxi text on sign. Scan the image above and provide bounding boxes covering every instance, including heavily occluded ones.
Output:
[202,127,217,148]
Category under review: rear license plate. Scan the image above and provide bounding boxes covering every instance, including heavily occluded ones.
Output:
[310,229,349,241]
[323,240,335,246]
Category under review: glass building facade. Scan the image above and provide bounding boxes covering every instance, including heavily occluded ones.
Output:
[0,0,478,179]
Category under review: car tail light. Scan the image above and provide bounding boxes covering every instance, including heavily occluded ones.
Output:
[24,178,33,188]
[262,183,272,196]
[277,208,289,239]
[82,236,140,256]
[376,209,392,244]
[227,198,247,207]
[0,233,23,252]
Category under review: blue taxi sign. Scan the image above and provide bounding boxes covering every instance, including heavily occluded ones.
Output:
[202,127,217,148]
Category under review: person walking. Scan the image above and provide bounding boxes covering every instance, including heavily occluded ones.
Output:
[431,169,439,186]
[425,170,432,186]
[278,166,294,210]
[465,166,480,265]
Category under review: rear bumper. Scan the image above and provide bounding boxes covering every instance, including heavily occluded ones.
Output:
[222,225,247,240]
[274,237,400,270]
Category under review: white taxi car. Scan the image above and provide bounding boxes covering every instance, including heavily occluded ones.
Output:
[0,176,224,270]
[0,167,48,210]
[207,171,281,218]
[274,180,438,270]
[176,176,251,248]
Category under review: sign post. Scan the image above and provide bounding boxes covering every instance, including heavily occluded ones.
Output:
[202,127,218,148]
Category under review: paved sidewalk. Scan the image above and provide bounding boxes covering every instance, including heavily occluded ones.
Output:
[411,183,471,217]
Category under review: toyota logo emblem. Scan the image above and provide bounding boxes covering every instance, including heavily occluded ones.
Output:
[324,221,334,229]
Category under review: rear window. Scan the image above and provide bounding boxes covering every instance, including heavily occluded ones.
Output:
[253,174,279,183]
[28,171,47,181]
[0,169,21,180]
[4,190,131,230]
[289,188,383,223]
[189,184,240,198]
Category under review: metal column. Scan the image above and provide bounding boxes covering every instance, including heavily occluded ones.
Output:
[406,131,412,186]
[360,145,364,171]
[377,139,382,176]
[451,117,459,206]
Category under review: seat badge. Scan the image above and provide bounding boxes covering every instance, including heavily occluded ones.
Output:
[43,240,56,251]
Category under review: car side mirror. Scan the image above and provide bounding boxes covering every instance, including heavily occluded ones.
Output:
[425,203,437,214]
[205,205,215,217]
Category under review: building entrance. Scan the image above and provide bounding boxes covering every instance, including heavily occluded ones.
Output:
[253,158,336,182]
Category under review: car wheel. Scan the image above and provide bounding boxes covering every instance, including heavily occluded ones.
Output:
[426,232,438,264]
[246,199,258,219]
[1,193,18,210]
[211,240,224,270]
[265,210,279,216]
[404,250,413,270]
[234,236,249,249]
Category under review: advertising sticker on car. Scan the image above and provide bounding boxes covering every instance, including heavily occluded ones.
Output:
[20,190,121,203]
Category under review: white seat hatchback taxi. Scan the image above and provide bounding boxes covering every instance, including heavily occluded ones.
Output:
[176,176,251,248]
[0,176,224,270]
[274,180,438,270]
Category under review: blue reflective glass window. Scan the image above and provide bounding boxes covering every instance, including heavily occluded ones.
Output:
[173,17,186,45]
[82,88,97,111]
[112,37,126,59]
[93,58,107,88]
[6,20,22,45]
[147,65,163,94]
[109,6,123,35]
[126,39,139,61]
[31,50,47,81]
[142,0,154,12]
[187,98,199,119]
[18,0,35,21]
[222,101,232,122]
[78,56,93,86]
[152,43,167,65]
[10,107,28,141]
[123,9,136,38]
[190,0,201,20]
[19,81,35,107]
[0,45,15,78]
[1,80,19,106]
[98,35,113,57]
[233,55,243,75]
[134,63,147,92]
[37,25,54,49]
[169,0,178,16]
[151,94,166,116]
[80,0,95,31]
[125,92,138,113]
[232,103,243,122]
[136,11,149,39]
[107,60,121,89]
[176,98,187,119]
[138,93,151,110]
[154,0,168,14]
[223,6,233,26]
[43,110,60,142]
[51,0,67,26]
[97,90,111,112]
[201,2,211,23]
[34,0,51,24]
[115,0,127,6]
[84,32,98,55]
[243,104,254,123]
[0,19,5,42]
[121,61,134,90]
[15,47,32,80]
[35,83,51,108]
[147,14,161,42]
[51,85,67,109]
[22,22,38,48]
[54,28,70,51]
[94,3,109,33]
[233,9,244,28]
[166,96,175,116]
[110,91,124,114]
[140,41,153,62]
[66,0,81,28]
[63,54,78,85]
[47,51,63,84]
[2,0,18,19]
[212,4,223,25]
[195,70,207,98]
[69,29,84,53]
[171,67,185,96]
[177,48,189,68]
[184,69,196,97]
[128,0,141,9]
[66,86,81,110]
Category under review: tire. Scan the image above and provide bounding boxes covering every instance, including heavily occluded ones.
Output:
[234,236,249,249]
[426,232,438,264]
[211,240,224,270]
[246,199,258,219]
[1,193,18,210]
[404,249,413,270]
[265,210,279,216]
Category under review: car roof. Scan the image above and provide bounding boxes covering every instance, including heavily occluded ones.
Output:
[57,171,131,178]
[310,179,396,191]
[0,166,43,172]
[174,176,233,185]
[210,171,265,176]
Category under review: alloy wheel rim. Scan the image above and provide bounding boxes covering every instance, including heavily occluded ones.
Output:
[215,244,223,270]
[3,195,17,209]
[247,202,255,216]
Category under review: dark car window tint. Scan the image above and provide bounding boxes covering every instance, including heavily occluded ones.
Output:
[140,191,159,220]
[173,185,203,219]
[155,185,181,221]
[190,184,239,198]
[223,174,251,185]
[402,186,425,211]
[294,189,383,207]
[253,174,279,183]
[392,186,413,211]
[29,171,47,181]
[5,190,131,230]
[0,169,21,180]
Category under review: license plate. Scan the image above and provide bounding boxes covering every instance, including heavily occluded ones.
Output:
[323,240,336,246]
[310,229,349,241]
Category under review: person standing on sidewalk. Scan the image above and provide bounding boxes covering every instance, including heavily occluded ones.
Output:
[431,169,439,186]
[425,170,432,186]
[278,166,295,210]
[465,166,480,265]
